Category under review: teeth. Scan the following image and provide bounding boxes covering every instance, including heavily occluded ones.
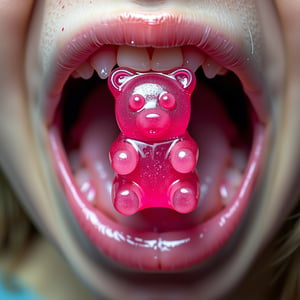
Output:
[75,169,96,205]
[90,45,117,79]
[72,61,94,79]
[220,167,242,206]
[182,46,206,72]
[151,47,183,71]
[202,57,224,79]
[117,46,150,72]
[72,46,228,80]
[219,149,247,207]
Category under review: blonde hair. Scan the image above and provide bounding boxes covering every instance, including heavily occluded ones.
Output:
[270,205,300,300]
[0,168,36,272]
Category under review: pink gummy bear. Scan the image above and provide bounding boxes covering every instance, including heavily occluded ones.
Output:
[108,67,200,215]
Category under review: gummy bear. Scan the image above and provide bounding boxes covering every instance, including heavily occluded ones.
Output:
[108,67,200,215]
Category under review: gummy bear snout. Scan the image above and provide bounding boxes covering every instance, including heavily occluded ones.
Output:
[136,108,171,139]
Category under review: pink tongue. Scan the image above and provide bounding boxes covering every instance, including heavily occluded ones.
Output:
[71,81,237,230]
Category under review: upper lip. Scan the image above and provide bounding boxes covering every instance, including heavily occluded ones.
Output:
[44,11,267,126]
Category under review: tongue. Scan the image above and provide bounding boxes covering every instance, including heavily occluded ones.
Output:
[69,80,238,231]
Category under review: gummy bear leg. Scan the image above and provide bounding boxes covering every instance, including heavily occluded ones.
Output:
[113,183,142,216]
[170,146,197,174]
[169,181,198,214]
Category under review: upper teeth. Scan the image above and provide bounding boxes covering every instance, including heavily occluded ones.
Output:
[71,45,228,80]
[151,47,183,71]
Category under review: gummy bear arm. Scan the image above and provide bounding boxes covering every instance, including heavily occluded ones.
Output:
[109,139,139,175]
[169,134,199,173]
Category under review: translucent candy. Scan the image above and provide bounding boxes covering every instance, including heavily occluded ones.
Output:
[108,67,200,215]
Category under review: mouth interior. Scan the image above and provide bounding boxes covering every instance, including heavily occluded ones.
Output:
[54,61,253,232]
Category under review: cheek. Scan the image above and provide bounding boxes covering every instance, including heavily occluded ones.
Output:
[275,0,300,210]
[0,0,38,203]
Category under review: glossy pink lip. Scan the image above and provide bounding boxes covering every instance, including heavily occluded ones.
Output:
[47,13,266,271]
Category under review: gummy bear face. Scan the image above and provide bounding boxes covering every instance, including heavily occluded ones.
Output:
[108,68,196,141]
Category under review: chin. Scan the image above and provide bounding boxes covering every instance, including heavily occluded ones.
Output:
[7,1,298,299]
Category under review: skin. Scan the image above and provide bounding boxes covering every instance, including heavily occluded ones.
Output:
[0,0,300,299]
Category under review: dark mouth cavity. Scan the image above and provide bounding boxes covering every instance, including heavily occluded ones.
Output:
[53,67,253,231]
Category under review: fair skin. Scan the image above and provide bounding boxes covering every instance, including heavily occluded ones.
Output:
[0,1,300,299]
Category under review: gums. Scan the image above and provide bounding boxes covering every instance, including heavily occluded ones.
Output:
[108,67,200,215]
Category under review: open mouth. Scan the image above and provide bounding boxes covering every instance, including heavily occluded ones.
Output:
[47,14,266,271]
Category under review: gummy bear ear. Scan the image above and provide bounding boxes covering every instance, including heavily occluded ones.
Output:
[170,68,195,93]
[109,69,135,92]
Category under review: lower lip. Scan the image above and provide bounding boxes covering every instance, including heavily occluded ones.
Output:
[49,121,264,271]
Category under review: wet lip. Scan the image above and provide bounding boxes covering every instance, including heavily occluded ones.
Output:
[46,13,266,271]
